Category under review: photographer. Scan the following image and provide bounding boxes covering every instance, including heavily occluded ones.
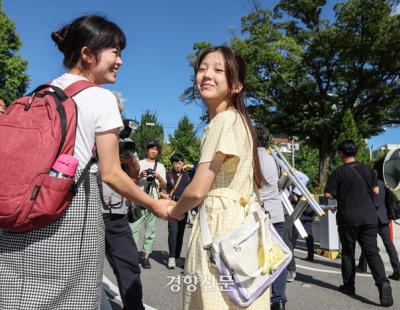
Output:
[166,154,191,269]
[130,141,167,269]
[100,94,145,310]
[101,153,144,310]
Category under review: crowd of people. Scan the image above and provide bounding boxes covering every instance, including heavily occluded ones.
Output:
[0,13,399,310]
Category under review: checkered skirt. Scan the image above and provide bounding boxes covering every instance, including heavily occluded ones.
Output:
[0,170,104,310]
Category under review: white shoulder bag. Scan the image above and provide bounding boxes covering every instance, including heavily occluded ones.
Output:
[199,196,292,307]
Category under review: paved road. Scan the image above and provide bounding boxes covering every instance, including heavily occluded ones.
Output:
[103,219,400,310]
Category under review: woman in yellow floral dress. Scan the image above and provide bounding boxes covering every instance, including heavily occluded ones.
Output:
[168,46,269,309]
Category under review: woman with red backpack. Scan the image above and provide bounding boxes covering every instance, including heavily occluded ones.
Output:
[0,15,171,309]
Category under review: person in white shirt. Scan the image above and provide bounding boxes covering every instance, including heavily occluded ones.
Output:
[0,15,172,309]
[130,141,167,269]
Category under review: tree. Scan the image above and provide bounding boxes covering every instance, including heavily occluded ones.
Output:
[295,143,320,192]
[130,110,164,159]
[179,41,213,107]
[0,0,29,102]
[183,0,400,187]
[169,116,201,165]
[158,142,174,171]
[335,109,372,166]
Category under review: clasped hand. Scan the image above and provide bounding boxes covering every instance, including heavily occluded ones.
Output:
[150,198,184,221]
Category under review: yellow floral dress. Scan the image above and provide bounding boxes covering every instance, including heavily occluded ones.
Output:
[183,110,270,309]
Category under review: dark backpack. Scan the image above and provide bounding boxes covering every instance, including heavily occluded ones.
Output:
[0,80,97,232]
[385,186,400,220]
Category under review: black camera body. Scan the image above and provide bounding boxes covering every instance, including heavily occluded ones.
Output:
[119,119,136,156]
[146,168,155,182]
[119,139,135,156]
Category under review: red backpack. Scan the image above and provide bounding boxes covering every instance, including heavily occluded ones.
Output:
[0,80,97,232]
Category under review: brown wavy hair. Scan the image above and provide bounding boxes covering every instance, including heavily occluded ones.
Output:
[195,46,264,188]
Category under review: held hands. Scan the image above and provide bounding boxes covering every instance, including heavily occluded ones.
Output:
[148,197,184,221]
[167,203,185,221]
[150,199,174,220]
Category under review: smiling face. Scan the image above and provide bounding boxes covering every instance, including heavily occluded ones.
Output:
[86,46,123,85]
[195,51,230,105]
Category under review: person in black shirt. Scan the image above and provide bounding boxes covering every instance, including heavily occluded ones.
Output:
[166,154,191,269]
[325,140,393,307]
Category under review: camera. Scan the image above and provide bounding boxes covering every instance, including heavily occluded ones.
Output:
[146,168,155,182]
[119,119,137,156]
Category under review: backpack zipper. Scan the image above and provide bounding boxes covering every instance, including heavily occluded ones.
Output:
[24,93,36,111]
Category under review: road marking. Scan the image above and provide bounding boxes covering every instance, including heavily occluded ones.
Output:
[294,249,372,277]
[296,264,372,277]
[102,275,158,310]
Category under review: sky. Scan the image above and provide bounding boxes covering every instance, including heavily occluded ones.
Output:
[3,0,399,150]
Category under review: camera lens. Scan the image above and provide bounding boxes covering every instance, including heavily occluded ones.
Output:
[146,169,155,182]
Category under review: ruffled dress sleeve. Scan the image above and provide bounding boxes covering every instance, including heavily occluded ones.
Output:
[199,110,242,163]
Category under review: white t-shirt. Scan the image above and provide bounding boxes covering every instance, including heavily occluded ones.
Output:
[137,159,166,199]
[51,73,123,172]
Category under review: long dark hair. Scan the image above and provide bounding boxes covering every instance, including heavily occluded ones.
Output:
[195,46,264,188]
[51,15,126,69]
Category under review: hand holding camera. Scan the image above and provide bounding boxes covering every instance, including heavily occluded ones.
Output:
[145,168,155,182]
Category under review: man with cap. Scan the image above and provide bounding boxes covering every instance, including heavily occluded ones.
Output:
[129,140,167,269]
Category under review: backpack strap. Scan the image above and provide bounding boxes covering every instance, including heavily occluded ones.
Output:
[63,80,98,98]
[70,155,97,196]
[30,84,68,102]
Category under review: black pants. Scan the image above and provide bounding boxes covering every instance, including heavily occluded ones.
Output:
[168,213,188,258]
[338,224,387,289]
[103,213,144,310]
[292,218,315,259]
[358,223,400,274]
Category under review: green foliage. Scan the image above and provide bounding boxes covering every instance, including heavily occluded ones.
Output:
[295,143,320,191]
[0,1,29,102]
[169,116,201,165]
[335,109,372,166]
[183,0,400,187]
[373,146,388,162]
[158,142,174,171]
[130,110,164,159]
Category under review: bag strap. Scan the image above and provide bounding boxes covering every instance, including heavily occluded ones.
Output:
[97,173,123,209]
[63,80,98,97]
[200,182,262,249]
[199,202,212,249]
[347,164,376,196]
[169,172,183,198]
[71,154,96,196]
